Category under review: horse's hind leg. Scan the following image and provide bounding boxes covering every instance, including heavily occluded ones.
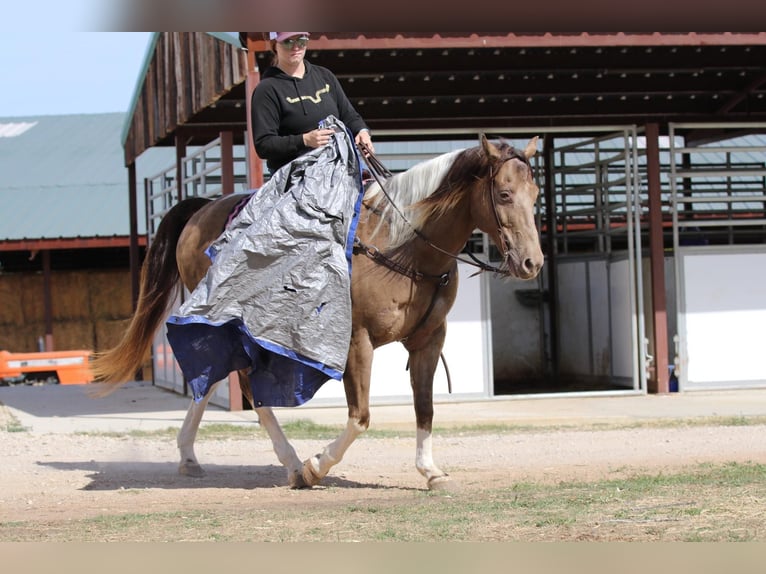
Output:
[254,406,306,488]
[301,334,372,487]
[177,379,224,477]
[407,328,450,490]
[235,367,304,488]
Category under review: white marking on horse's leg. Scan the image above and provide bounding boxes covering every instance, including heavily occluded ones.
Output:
[177,380,221,477]
[302,417,366,486]
[254,406,305,488]
[416,428,449,490]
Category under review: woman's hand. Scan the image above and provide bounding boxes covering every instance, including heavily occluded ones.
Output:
[355,129,374,156]
[303,128,335,149]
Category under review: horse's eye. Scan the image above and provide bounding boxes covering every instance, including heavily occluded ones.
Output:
[498,189,513,203]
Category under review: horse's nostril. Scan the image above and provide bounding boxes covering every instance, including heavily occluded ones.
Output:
[523,258,534,272]
[523,258,541,275]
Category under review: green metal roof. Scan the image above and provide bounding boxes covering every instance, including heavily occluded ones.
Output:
[0,112,174,242]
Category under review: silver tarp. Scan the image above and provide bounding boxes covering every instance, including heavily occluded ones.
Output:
[166,116,363,405]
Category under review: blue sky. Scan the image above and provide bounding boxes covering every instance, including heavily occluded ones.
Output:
[0,32,153,118]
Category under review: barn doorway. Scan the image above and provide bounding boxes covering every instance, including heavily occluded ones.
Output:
[491,127,647,396]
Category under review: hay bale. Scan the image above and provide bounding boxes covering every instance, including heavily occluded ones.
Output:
[0,322,45,352]
[89,270,133,319]
[51,272,90,321]
[53,320,95,350]
[20,274,44,323]
[94,318,134,352]
[0,274,24,325]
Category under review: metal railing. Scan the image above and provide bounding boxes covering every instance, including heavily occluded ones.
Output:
[669,122,766,249]
[144,135,250,242]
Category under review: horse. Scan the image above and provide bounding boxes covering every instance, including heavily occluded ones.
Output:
[90,134,544,490]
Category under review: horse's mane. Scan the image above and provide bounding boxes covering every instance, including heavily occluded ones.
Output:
[363,141,525,250]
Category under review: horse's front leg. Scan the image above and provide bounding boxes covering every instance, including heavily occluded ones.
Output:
[177,379,223,477]
[407,325,450,490]
[301,332,373,487]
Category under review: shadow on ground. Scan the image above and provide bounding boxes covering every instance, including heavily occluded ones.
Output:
[36,460,417,492]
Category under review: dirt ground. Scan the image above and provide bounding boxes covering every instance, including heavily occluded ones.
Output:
[1,401,765,541]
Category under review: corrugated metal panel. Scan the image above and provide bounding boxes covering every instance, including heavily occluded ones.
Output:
[0,113,174,242]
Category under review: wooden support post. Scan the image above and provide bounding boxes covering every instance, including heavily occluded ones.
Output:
[128,161,143,380]
[646,123,669,393]
[245,35,264,189]
[220,130,234,195]
[42,250,53,352]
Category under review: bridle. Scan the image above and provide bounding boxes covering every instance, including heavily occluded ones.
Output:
[356,142,522,280]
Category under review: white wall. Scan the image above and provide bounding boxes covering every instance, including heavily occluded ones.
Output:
[679,247,766,388]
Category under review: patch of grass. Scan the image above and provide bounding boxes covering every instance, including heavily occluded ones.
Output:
[0,406,27,433]
[72,414,766,441]
[1,462,764,541]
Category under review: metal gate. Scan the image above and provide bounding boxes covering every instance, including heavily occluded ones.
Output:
[669,122,766,390]
[488,126,647,395]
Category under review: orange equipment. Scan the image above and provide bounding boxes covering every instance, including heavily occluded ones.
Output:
[0,349,94,385]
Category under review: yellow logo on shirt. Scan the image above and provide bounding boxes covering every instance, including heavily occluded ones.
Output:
[286,83,331,104]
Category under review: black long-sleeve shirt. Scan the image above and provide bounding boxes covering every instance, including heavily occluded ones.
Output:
[251,60,368,173]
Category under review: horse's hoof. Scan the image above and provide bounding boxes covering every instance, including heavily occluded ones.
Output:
[288,469,311,489]
[427,474,451,491]
[179,460,205,478]
[301,457,322,487]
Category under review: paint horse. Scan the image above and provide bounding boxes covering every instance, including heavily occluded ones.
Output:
[91,134,544,490]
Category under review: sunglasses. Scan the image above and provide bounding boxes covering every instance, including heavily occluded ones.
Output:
[279,37,309,49]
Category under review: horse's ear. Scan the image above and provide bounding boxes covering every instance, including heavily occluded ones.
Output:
[524,136,539,159]
[479,133,502,161]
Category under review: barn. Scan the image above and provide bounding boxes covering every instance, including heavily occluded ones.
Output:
[0,113,175,377]
[6,32,764,409]
[122,32,766,408]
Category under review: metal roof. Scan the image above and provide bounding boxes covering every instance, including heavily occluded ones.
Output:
[281,33,766,138]
[0,113,174,247]
[122,32,766,167]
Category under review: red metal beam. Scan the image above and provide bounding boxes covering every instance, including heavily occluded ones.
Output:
[247,33,766,53]
[0,236,146,252]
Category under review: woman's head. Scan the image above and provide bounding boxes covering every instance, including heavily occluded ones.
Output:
[268,32,310,66]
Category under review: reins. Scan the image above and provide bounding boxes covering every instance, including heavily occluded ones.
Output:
[357,142,510,278]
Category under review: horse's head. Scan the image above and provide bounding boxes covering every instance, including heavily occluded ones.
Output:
[476,134,544,280]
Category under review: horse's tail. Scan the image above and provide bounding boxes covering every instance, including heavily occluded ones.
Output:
[89,197,212,395]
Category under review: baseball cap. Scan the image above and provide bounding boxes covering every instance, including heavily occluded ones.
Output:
[269,32,310,42]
